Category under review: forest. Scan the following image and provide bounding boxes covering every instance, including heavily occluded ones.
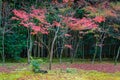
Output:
[0,0,120,80]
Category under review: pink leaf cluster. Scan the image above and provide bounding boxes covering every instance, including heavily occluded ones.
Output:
[12,8,49,35]
[12,9,29,21]
[63,17,98,30]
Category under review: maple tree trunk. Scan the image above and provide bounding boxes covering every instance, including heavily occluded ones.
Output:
[2,24,5,65]
[113,45,116,60]
[72,41,79,62]
[27,28,33,64]
[109,45,111,58]
[115,46,120,65]
[82,44,84,60]
[99,32,105,62]
[99,46,102,62]
[59,48,63,64]
[49,35,57,70]
[92,43,98,64]
[33,45,37,58]
[59,38,65,64]
[49,27,59,70]
[38,46,40,57]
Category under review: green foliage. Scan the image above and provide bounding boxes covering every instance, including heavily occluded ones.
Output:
[30,57,44,73]
[74,9,86,18]
[46,7,61,24]
[4,25,28,61]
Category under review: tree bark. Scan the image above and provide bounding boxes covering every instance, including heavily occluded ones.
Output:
[82,44,84,60]
[115,46,120,65]
[92,43,98,64]
[49,27,59,70]
[1,0,5,65]
[27,28,33,64]
[2,23,5,65]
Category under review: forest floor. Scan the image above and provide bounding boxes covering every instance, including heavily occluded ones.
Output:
[0,62,120,80]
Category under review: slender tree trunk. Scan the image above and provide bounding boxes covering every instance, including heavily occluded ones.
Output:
[41,46,43,58]
[82,44,84,60]
[109,45,111,58]
[70,49,74,63]
[33,36,37,58]
[33,35,37,58]
[27,30,30,64]
[2,24,5,65]
[38,46,40,57]
[92,43,98,64]
[115,46,120,65]
[59,48,63,64]
[33,45,37,58]
[99,33,105,62]
[114,45,116,60]
[41,35,43,58]
[99,46,102,62]
[49,35,57,70]
[72,42,79,62]
[27,28,32,64]
[59,38,65,64]
[49,27,59,70]
[37,37,40,57]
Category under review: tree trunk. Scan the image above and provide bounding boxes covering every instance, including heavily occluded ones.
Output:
[59,48,63,64]
[49,27,59,70]
[109,45,111,58]
[82,44,84,60]
[99,33,105,62]
[27,28,33,64]
[115,46,120,65]
[49,35,57,70]
[99,46,102,62]
[2,23,5,65]
[92,43,98,64]
[72,42,79,62]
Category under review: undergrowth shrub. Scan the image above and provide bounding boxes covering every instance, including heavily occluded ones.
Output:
[30,57,44,73]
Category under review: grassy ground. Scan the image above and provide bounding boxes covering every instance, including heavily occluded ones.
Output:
[0,59,120,80]
[0,69,120,80]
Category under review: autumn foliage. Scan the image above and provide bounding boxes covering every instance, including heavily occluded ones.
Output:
[12,8,49,35]
[12,5,106,35]
[63,17,97,30]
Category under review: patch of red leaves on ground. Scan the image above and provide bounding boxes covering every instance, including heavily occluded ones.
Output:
[52,63,120,73]
[1,63,120,73]
[0,63,28,73]
[0,66,17,73]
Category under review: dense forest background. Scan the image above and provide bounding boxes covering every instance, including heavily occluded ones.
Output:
[0,0,120,64]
